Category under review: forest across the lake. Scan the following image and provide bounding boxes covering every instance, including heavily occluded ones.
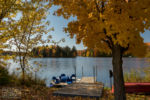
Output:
[1,43,150,58]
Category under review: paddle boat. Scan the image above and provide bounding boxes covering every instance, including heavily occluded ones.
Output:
[50,74,76,87]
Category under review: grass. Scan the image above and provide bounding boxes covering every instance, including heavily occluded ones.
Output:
[0,66,46,87]
[1,86,150,100]
[124,67,150,82]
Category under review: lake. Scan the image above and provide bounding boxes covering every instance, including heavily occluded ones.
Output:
[7,57,150,87]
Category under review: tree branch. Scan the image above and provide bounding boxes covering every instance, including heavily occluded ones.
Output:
[0,0,17,23]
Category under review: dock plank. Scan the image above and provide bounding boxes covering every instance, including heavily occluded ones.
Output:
[80,77,95,83]
[53,83,104,98]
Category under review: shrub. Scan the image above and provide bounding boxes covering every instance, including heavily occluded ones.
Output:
[0,66,11,85]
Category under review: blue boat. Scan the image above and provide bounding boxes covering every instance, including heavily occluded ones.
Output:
[50,74,76,87]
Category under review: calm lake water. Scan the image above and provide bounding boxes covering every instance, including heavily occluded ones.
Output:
[7,57,150,87]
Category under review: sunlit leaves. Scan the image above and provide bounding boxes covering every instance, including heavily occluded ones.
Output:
[51,0,150,56]
[0,0,24,65]
[3,0,52,80]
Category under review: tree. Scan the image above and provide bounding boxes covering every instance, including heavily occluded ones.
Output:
[43,46,48,57]
[55,45,61,57]
[49,47,53,57]
[0,0,21,66]
[51,0,149,99]
[52,48,56,57]
[32,47,39,57]
[64,46,71,57]
[86,50,90,57]
[71,46,77,57]
[0,0,21,22]
[31,45,77,57]
[8,0,51,83]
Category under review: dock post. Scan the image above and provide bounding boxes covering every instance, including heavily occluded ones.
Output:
[82,66,84,78]
[93,66,95,83]
[74,65,77,82]
[96,65,97,82]
[35,71,37,84]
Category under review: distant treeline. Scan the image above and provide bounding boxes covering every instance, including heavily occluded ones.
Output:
[1,46,133,57]
[77,49,132,57]
[31,45,77,57]
[0,51,25,56]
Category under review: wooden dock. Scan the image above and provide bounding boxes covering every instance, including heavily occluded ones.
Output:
[80,77,95,83]
[53,77,104,98]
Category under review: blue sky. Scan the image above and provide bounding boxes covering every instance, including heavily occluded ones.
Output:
[46,6,150,50]
[45,6,86,50]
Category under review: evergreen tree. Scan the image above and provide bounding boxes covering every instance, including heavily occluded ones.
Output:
[71,46,77,57]
[55,45,61,57]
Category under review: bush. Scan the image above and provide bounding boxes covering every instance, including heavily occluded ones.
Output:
[0,66,46,87]
[23,74,46,87]
[0,66,11,85]
[124,67,150,82]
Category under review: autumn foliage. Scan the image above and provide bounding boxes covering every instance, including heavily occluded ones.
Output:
[32,45,77,57]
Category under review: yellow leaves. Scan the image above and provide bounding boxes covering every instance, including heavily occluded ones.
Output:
[125,0,129,3]
[36,29,40,32]
[78,26,82,31]
[16,68,20,71]
[16,0,21,4]
[99,13,104,18]
[52,0,150,56]
[48,35,52,39]
[88,13,93,18]
[52,49,56,54]
[144,9,148,13]
[49,45,52,49]
[86,51,90,57]
[127,42,147,57]
[9,13,17,18]
[0,55,12,61]
[0,0,52,71]
[48,27,54,32]
[145,18,148,22]
[0,27,6,30]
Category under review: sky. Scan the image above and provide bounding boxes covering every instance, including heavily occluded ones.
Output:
[45,6,150,50]
[45,6,86,50]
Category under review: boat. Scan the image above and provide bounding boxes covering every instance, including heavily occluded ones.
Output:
[50,74,76,87]
[112,82,150,94]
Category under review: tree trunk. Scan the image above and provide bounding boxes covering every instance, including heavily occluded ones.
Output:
[22,67,25,84]
[19,56,25,85]
[112,44,126,100]
[22,57,25,85]
[20,56,25,85]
